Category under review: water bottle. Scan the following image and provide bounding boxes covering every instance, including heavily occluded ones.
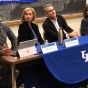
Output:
[58,27,63,44]
[44,40,48,46]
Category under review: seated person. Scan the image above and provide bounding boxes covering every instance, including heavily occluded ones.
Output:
[0,15,17,88]
[18,7,44,44]
[42,4,79,43]
[80,4,88,36]
[80,4,88,88]
[17,7,45,88]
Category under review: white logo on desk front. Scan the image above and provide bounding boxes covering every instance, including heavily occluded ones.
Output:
[64,37,79,48]
[18,46,37,58]
[41,42,58,54]
[81,50,88,62]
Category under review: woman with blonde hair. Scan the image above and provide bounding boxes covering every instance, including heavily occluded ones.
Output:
[18,7,44,44]
[17,7,44,88]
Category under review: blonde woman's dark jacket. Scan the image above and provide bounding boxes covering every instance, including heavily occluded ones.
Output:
[18,22,44,44]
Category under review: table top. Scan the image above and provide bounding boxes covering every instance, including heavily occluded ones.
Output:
[1,35,88,65]
[0,54,41,65]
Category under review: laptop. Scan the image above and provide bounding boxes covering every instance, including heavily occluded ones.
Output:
[18,39,37,58]
[18,39,37,49]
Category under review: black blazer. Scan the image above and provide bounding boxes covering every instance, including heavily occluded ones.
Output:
[18,22,44,44]
[42,15,73,42]
[80,17,88,36]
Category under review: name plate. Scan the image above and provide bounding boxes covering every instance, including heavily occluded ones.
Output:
[64,37,79,48]
[18,46,37,58]
[41,42,58,54]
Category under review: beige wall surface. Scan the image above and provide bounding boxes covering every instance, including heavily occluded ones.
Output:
[7,17,83,48]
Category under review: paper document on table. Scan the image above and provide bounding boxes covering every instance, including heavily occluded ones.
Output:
[41,42,58,54]
[64,37,79,48]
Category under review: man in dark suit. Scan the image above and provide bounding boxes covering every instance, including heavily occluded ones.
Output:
[42,4,79,43]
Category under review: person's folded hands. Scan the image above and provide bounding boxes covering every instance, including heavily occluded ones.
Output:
[1,44,13,56]
[68,31,79,38]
